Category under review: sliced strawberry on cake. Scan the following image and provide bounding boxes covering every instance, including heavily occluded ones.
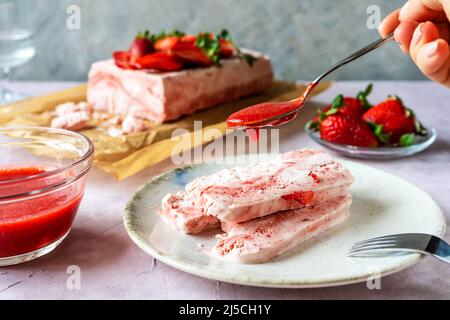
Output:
[88,29,273,124]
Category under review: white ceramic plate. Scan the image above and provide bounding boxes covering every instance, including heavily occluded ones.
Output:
[123,155,446,288]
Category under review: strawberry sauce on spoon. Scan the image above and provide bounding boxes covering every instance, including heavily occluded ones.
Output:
[227,33,394,132]
[227,82,317,129]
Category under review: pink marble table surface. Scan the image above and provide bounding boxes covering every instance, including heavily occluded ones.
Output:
[1,81,449,299]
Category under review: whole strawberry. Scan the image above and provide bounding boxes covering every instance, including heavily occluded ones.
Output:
[129,31,154,58]
[311,84,372,123]
[320,114,378,148]
[362,96,424,145]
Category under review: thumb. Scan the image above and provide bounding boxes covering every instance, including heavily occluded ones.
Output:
[416,39,450,86]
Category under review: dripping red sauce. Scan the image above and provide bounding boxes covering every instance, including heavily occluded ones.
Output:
[0,167,82,258]
[245,128,260,142]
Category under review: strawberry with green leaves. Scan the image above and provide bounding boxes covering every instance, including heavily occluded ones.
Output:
[113,31,154,69]
[113,29,247,71]
[129,31,154,58]
[310,84,373,125]
[362,96,427,146]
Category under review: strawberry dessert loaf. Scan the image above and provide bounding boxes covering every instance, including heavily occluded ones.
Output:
[87,30,273,124]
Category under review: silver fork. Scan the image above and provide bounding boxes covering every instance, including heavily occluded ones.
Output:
[348,233,450,264]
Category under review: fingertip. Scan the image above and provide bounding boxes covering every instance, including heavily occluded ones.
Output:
[378,19,390,37]
[378,9,400,36]
[378,21,388,37]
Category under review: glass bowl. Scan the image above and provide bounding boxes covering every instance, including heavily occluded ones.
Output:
[0,127,94,266]
[305,125,437,159]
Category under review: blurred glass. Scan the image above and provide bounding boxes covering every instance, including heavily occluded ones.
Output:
[0,0,36,104]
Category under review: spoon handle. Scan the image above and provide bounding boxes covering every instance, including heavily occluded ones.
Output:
[312,33,395,86]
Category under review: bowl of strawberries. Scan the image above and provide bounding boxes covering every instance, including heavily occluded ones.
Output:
[305,84,436,159]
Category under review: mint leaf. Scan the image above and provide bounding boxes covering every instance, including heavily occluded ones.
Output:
[170,30,185,37]
[194,33,222,64]
[211,55,220,63]
[219,29,232,41]
[136,30,151,40]
[150,30,168,42]
[399,133,415,146]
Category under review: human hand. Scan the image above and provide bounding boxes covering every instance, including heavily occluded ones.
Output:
[379,0,450,87]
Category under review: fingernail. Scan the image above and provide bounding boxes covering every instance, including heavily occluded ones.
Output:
[411,23,424,46]
[423,41,439,58]
[399,1,410,18]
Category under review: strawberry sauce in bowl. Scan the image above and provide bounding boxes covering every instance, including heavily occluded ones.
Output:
[0,127,94,266]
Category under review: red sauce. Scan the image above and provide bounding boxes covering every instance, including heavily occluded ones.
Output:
[245,128,260,142]
[227,100,301,127]
[227,82,317,129]
[0,167,46,181]
[0,168,82,258]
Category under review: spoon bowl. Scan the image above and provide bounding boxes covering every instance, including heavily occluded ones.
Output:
[227,98,302,128]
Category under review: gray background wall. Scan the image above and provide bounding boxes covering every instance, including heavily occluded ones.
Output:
[14,0,426,81]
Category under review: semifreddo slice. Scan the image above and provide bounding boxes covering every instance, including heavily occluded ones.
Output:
[160,149,354,232]
[215,194,352,264]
